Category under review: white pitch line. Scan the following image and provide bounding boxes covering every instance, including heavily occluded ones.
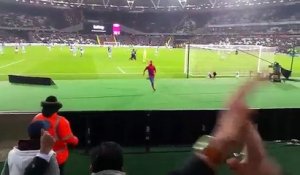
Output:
[117,66,126,74]
[0,59,25,69]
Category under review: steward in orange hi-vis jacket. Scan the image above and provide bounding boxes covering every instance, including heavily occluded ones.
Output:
[32,96,78,175]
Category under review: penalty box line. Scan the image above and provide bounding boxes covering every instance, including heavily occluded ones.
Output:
[0,59,25,69]
[117,66,126,74]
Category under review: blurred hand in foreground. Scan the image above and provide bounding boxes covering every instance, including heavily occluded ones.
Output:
[211,80,259,160]
[227,124,282,175]
[40,129,55,154]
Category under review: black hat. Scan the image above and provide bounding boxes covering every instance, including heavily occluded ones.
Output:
[41,96,62,109]
[28,121,50,139]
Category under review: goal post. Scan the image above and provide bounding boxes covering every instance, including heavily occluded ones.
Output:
[184,44,277,78]
[184,44,190,78]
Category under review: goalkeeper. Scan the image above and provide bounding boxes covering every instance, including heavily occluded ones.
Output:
[269,62,281,81]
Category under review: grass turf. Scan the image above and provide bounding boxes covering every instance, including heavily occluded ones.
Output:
[0,46,299,80]
[0,78,300,112]
[0,46,185,80]
[0,46,299,112]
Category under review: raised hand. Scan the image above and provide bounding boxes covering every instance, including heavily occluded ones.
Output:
[40,129,55,154]
[226,124,282,175]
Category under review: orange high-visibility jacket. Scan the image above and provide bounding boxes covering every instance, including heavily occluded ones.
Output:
[32,113,79,165]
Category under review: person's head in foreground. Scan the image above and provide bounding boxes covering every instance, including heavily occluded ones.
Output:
[90,142,124,175]
[27,120,50,140]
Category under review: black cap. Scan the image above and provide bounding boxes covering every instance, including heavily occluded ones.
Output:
[28,121,50,139]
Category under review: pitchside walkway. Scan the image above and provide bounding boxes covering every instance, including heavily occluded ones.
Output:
[1,78,300,112]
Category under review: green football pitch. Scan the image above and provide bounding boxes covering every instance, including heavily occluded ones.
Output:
[0,46,299,112]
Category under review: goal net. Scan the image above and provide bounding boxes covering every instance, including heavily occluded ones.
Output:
[103,42,121,47]
[184,44,277,77]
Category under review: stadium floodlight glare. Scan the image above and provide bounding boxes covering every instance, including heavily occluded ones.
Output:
[208,0,217,7]
[150,0,160,9]
[178,0,187,8]
[127,0,134,9]
[77,0,84,7]
[102,0,110,8]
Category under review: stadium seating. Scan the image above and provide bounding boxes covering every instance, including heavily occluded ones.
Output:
[0,1,298,53]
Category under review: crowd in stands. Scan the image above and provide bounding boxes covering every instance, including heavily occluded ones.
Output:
[84,12,181,34]
[117,35,169,46]
[208,6,299,25]
[0,3,84,30]
[29,32,299,53]
[32,32,97,44]
[194,24,300,35]
[1,31,170,47]
[0,30,28,43]
[0,2,298,54]
[0,1,298,34]
[188,34,298,53]
[64,9,84,26]
[175,5,299,35]
[0,30,297,53]
[0,12,50,29]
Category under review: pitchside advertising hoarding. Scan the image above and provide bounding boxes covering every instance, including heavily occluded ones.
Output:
[91,24,106,33]
[86,23,121,35]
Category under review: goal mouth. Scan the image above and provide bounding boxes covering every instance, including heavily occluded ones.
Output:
[188,71,263,78]
[184,44,277,78]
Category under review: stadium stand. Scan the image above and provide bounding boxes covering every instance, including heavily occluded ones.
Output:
[10,0,298,11]
[0,1,298,52]
[0,3,83,30]
[207,5,299,25]
[117,35,169,46]
[0,11,49,29]
[32,31,97,44]
[185,34,298,53]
